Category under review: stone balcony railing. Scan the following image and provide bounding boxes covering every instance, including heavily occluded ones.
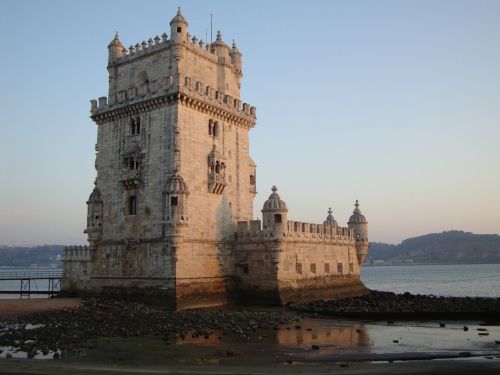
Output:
[121,169,140,188]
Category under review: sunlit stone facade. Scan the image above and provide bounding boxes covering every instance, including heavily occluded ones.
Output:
[63,9,369,308]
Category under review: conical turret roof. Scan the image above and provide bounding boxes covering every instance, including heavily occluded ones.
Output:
[262,186,287,211]
[348,200,367,224]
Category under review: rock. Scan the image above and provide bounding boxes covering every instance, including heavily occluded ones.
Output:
[463,326,469,331]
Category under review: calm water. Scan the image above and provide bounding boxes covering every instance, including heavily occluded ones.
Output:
[1,264,500,299]
[362,264,500,297]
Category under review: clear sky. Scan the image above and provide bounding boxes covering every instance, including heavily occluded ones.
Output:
[1,0,499,246]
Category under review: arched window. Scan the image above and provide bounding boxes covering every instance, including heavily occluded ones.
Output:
[213,121,219,137]
[215,161,221,173]
[129,196,137,215]
[135,116,141,134]
[130,118,136,135]
[208,119,213,136]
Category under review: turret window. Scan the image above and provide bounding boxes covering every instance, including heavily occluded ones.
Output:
[177,27,182,33]
[124,156,139,170]
[130,117,141,135]
[250,175,256,185]
[170,197,178,206]
[129,195,137,215]
[274,214,282,223]
[208,119,220,137]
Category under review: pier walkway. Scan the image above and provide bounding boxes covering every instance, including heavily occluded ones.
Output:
[0,270,63,299]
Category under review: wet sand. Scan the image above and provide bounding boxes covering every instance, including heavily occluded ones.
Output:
[0,298,80,318]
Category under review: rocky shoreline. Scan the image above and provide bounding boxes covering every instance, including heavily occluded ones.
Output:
[1,291,500,360]
[290,290,500,319]
[0,299,291,359]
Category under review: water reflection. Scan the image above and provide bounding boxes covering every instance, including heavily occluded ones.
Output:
[177,318,373,360]
[277,321,370,350]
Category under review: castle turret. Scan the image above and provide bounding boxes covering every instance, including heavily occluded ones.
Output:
[323,207,338,227]
[230,40,243,74]
[262,186,288,238]
[107,32,126,63]
[347,200,369,265]
[164,173,189,228]
[212,31,230,60]
[170,7,188,43]
[84,185,103,248]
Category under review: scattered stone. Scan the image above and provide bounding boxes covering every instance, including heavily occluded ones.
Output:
[289,290,500,316]
[0,299,291,360]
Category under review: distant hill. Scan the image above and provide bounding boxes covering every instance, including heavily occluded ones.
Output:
[0,245,64,268]
[367,231,500,265]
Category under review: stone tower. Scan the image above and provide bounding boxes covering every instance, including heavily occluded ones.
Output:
[63,9,370,307]
[76,9,256,307]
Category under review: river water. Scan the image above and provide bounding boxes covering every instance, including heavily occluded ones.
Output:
[1,264,499,299]
[361,264,500,298]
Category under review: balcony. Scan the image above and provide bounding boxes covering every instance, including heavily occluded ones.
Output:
[121,169,140,189]
[209,173,226,194]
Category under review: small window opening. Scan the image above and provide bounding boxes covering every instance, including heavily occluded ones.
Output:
[242,264,249,274]
[349,263,354,273]
[296,263,302,275]
[177,27,182,33]
[171,196,178,206]
[337,263,343,274]
[129,196,137,215]
[310,263,316,274]
[208,120,213,135]
[324,263,330,273]
[213,121,219,137]
[250,175,256,185]
[215,161,221,173]
[274,214,282,223]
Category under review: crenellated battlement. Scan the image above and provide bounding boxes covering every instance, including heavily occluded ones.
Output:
[110,31,241,70]
[63,246,93,261]
[237,219,354,243]
[90,74,256,127]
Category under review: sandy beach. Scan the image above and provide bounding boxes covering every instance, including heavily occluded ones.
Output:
[0,298,80,318]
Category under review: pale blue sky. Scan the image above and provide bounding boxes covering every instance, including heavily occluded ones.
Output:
[1,0,499,245]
